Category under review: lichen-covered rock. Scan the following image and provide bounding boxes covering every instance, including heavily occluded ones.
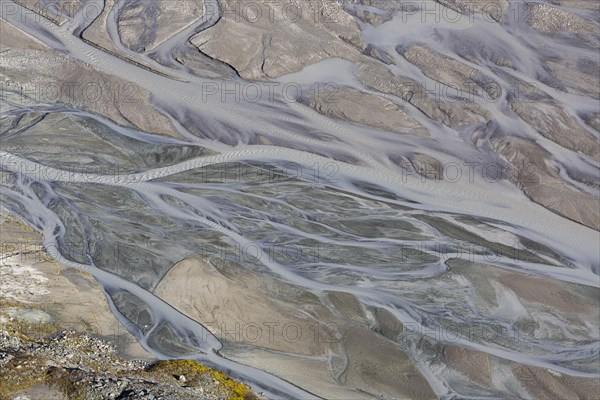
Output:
[0,327,260,400]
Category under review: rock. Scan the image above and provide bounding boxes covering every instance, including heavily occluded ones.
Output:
[190,0,365,79]
[508,99,600,158]
[436,0,509,22]
[527,4,597,36]
[116,0,204,53]
[355,62,491,127]
[301,86,428,136]
[545,58,600,99]
[345,6,393,27]
[0,49,180,138]
[513,364,600,399]
[492,136,600,230]
[400,44,501,101]
[363,44,395,65]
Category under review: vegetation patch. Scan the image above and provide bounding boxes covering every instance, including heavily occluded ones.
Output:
[147,359,258,400]
[0,355,47,400]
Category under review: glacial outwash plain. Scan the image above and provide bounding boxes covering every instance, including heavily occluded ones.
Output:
[0,0,599,399]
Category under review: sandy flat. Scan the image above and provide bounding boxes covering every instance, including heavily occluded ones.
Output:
[154,256,436,399]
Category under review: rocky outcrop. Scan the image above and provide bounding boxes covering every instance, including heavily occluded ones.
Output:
[116,0,205,53]
[509,99,600,159]
[492,136,600,230]
[0,49,180,138]
[0,209,260,400]
[527,3,598,35]
[0,330,258,400]
[300,87,428,136]
[190,0,366,79]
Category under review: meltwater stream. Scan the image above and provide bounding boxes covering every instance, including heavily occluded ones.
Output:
[1,0,599,398]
